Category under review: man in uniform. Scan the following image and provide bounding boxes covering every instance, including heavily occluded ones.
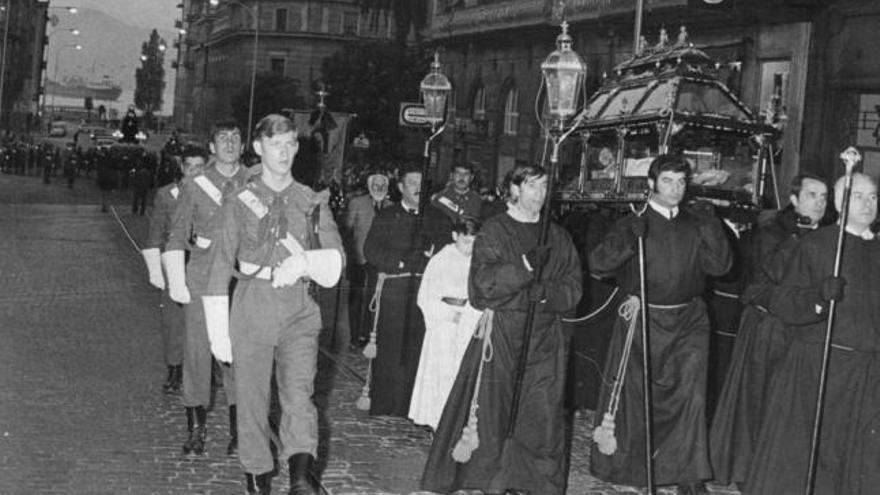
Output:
[343,172,392,349]
[589,155,732,494]
[163,119,251,457]
[746,171,880,494]
[140,146,207,394]
[430,162,482,221]
[201,114,344,495]
[710,173,828,486]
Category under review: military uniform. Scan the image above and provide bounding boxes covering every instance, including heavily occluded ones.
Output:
[203,177,343,476]
[143,181,185,390]
[430,184,482,221]
[167,163,249,407]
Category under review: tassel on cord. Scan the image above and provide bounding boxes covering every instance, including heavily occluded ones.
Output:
[592,296,640,455]
[356,272,413,410]
[451,310,494,463]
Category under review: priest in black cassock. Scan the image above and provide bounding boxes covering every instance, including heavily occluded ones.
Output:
[420,163,582,495]
[745,172,880,495]
[709,173,828,487]
[589,155,732,495]
[362,164,450,418]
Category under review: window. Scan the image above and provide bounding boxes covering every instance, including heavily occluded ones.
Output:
[270,57,286,76]
[275,8,288,31]
[503,89,518,135]
[342,11,359,35]
[473,86,486,120]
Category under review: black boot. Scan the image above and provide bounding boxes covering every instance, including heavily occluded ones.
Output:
[288,454,319,495]
[245,472,272,494]
[182,406,207,454]
[227,404,238,456]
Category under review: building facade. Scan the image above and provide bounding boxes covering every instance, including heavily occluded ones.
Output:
[0,0,49,133]
[423,0,863,191]
[172,0,396,137]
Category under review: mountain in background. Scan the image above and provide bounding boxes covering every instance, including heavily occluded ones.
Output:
[47,7,178,115]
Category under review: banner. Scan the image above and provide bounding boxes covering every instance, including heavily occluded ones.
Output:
[288,109,352,186]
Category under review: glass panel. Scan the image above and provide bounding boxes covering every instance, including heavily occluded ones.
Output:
[584,91,610,119]
[600,86,648,118]
[676,81,748,120]
[637,81,673,115]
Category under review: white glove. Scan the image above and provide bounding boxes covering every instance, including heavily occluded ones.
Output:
[161,250,191,304]
[272,251,308,288]
[203,295,232,363]
[141,248,165,290]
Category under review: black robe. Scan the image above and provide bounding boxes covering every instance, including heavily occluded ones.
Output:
[420,212,582,495]
[744,226,880,495]
[589,206,732,487]
[363,203,451,417]
[709,208,812,485]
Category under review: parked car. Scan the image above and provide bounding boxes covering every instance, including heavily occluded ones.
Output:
[49,122,68,137]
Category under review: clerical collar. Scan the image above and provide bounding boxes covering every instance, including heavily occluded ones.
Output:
[648,199,679,220]
[845,224,875,240]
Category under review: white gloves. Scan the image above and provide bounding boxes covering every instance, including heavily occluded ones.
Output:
[141,248,165,290]
[203,295,232,363]
[272,251,308,288]
[161,250,191,304]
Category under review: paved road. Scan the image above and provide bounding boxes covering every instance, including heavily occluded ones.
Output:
[0,173,741,494]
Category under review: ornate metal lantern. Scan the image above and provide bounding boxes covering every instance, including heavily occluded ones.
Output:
[541,21,586,122]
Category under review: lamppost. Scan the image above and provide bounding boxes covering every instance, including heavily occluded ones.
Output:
[0,0,10,129]
[418,51,452,208]
[40,27,80,118]
[49,43,83,114]
[139,40,166,130]
[209,0,258,144]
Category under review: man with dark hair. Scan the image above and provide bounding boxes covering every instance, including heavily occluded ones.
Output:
[710,172,827,486]
[421,163,582,495]
[163,118,250,458]
[201,113,344,495]
[141,146,208,395]
[431,162,483,220]
[745,172,880,494]
[589,154,732,494]
[362,163,451,418]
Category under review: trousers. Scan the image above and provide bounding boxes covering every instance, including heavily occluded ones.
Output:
[183,295,236,407]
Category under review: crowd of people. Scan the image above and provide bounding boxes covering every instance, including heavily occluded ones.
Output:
[133,110,877,495]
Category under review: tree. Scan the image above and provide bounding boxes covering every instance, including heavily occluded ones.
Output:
[358,0,428,45]
[230,72,307,136]
[134,29,166,130]
[321,41,429,164]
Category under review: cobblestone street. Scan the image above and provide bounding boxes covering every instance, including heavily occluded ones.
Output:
[0,174,740,494]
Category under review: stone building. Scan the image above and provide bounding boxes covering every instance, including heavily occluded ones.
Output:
[424,0,874,190]
[1,0,49,133]
[172,0,396,136]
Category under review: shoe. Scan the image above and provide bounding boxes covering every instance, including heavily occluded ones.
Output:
[227,405,238,456]
[677,481,708,495]
[182,406,207,455]
[245,472,272,494]
[288,453,319,495]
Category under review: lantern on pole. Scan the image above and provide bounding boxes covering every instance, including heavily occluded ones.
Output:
[420,52,452,132]
[541,21,586,125]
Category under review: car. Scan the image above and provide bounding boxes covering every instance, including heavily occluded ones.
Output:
[49,122,68,137]
[95,137,117,150]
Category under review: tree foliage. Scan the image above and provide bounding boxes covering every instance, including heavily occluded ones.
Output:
[321,41,429,164]
[230,72,306,134]
[358,0,428,45]
[134,29,166,119]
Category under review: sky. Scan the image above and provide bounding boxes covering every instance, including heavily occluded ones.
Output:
[62,0,179,32]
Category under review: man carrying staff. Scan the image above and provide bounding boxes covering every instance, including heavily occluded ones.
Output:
[140,147,208,395]
[164,119,251,457]
[710,172,828,487]
[420,163,582,495]
[201,114,344,495]
[589,154,732,495]
[745,171,880,495]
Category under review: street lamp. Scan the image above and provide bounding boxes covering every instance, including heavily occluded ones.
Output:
[49,43,83,114]
[39,27,80,118]
[209,0,258,145]
[418,51,451,199]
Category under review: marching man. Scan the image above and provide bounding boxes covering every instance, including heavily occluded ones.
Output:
[201,114,344,495]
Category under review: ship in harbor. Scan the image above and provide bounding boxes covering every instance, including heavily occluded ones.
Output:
[45,76,122,102]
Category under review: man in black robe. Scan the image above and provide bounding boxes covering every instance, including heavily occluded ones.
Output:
[421,163,582,495]
[589,155,732,494]
[363,164,450,418]
[745,172,880,495]
[710,173,828,486]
